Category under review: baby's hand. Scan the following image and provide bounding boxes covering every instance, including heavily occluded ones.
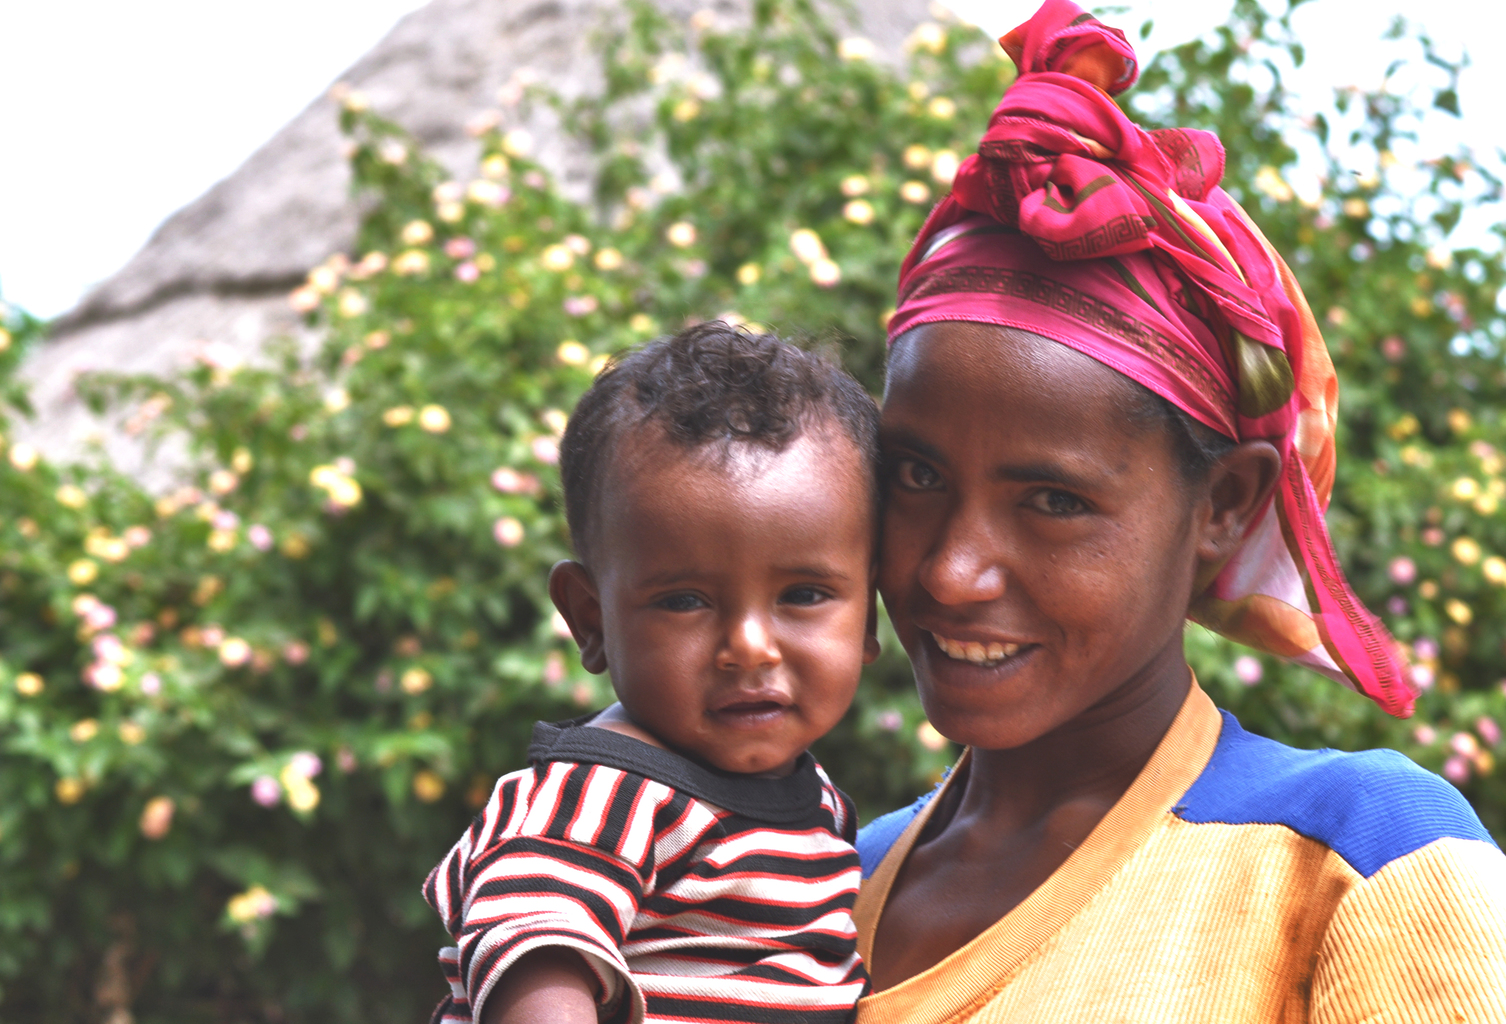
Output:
[480,948,599,1024]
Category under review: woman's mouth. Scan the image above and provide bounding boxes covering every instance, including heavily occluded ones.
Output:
[929,631,1028,667]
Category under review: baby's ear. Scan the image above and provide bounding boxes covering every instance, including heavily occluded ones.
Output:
[548,560,607,674]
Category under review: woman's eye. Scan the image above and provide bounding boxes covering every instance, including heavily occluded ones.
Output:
[656,593,707,612]
[781,586,830,607]
[892,458,943,491]
[1030,489,1087,516]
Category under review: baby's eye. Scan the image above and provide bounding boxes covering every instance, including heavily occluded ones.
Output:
[656,592,708,612]
[1029,489,1087,516]
[780,585,831,607]
[892,458,943,492]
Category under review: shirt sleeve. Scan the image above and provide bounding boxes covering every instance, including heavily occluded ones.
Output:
[426,761,677,1024]
[1311,836,1506,1022]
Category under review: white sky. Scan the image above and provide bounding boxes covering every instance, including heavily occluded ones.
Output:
[1,0,1500,320]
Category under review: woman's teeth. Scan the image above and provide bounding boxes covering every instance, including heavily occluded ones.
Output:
[931,633,1021,665]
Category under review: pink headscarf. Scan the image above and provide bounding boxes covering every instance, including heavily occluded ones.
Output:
[889,0,1414,716]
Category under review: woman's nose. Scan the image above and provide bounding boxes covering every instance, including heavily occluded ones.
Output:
[917,504,1008,606]
[717,610,782,671]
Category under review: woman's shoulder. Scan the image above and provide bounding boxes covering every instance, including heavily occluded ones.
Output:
[1180,709,1498,878]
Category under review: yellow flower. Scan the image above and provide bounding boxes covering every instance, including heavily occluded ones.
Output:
[70,719,99,743]
[672,98,701,122]
[219,637,252,667]
[280,534,311,559]
[1342,198,1369,218]
[736,263,761,286]
[540,244,574,271]
[119,721,147,745]
[844,199,875,225]
[413,770,446,803]
[55,778,86,804]
[401,667,433,694]
[916,721,948,751]
[1452,537,1482,565]
[789,229,826,265]
[55,484,87,508]
[482,154,509,179]
[927,96,956,120]
[85,535,129,562]
[908,81,930,101]
[1483,556,1506,585]
[1451,477,1480,501]
[502,128,534,158]
[227,885,277,923]
[283,773,320,812]
[666,222,698,248]
[809,258,841,288]
[400,220,434,246]
[418,405,452,433]
[556,340,590,366]
[906,21,947,54]
[837,36,875,61]
[68,559,99,586]
[931,149,960,184]
[1448,408,1473,434]
[903,144,932,170]
[392,250,431,276]
[323,388,351,414]
[1388,414,1419,440]
[139,796,174,839]
[1410,295,1432,317]
[8,442,39,471]
[593,247,624,271]
[1253,166,1295,202]
[841,174,870,197]
[629,313,656,334]
[0,328,10,351]
[15,672,43,696]
[1479,493,1503,516]
[383,405,414,427]
[1446,599,1473,625]
[900,180,932,204]
[435,201,464,223]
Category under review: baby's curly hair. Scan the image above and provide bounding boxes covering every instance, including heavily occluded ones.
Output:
[559,322,880,560]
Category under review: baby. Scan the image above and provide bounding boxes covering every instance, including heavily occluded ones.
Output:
[424,322,881,1024]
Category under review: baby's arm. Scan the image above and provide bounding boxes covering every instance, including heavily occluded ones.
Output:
[479,948,599,1024]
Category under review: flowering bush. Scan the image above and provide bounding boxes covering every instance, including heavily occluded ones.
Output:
[1,0,1504,1019]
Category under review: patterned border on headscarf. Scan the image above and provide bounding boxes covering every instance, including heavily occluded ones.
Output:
[899,264,1236,409]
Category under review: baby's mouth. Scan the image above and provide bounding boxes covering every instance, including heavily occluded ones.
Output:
[930,631,1026,667]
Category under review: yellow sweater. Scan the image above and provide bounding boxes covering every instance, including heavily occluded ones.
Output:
[853,685,1506,1023]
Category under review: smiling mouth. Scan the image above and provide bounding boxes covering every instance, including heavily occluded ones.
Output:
[930,631,1027,667]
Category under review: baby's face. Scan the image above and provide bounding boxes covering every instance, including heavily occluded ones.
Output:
[582,425,877,776]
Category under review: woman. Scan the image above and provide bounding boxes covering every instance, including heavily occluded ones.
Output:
[853,1,1506,1019]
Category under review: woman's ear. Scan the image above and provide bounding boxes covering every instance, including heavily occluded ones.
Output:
[548,560,607,674]
[1198,440,1282,563]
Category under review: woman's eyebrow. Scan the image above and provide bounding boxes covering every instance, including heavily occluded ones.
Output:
[880,429,948,466]
[996,462,1100,490]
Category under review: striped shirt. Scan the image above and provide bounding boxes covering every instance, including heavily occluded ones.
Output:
[424,718,868,1024]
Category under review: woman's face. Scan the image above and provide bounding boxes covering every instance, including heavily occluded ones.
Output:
[879,321,1207,751]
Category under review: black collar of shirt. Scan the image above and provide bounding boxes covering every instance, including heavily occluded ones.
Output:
[528,715,822,825]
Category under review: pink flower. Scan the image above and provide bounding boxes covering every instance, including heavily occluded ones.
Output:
[140,672,162,695]
[1380,336,1406,362]
[454,261,480,283]
[494,517,525,547]
[1233,655,1263,685]
[531,437,560,465]
[248,524,273,551]
[1409,664,1435,690]
[1442,755,1471,783]
[1477,717,1501,746]
[213,510,240,531]
[544,651,566,685]
[1414,637,1440,661]
[1385,596,1409,616]
[289,751,323,779]
[491,467,541,495]
[337,747,358,773]
[85,603,117,632]
[1451,731,1480,758]
[1421,528,1445,547]
[282,641,310,665]
[1412,724,1437,745]
[563,295,599,317]
[1388,556,1416,585]
[444,237,476,259]
[251,775,283,806]
[876,710,903,732]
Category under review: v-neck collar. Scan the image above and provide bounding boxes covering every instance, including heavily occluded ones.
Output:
[853,680,1223,1024]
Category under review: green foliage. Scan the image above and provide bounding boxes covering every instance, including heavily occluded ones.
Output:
[1,0,1503,1018]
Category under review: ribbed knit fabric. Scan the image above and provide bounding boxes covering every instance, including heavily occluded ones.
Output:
[853,684,1506,1023]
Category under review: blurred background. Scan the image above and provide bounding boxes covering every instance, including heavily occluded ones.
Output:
[1,0,1503,1020]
